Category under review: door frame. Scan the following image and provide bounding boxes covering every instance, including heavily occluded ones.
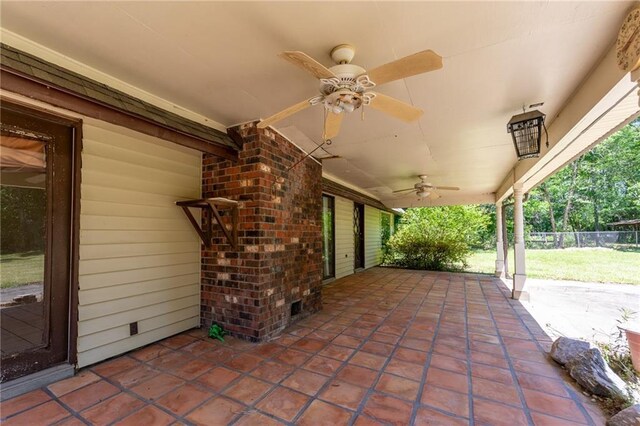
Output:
[1,100,82,373]
[354,202,365,270]
[321,194,336,280]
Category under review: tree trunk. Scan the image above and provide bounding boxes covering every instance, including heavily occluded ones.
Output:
[559,159,581,248]
[540,183,558,248]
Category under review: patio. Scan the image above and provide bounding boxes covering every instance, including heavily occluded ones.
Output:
[0,268,604,425]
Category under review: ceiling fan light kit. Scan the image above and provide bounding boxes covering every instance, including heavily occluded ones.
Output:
[258,44,443,139]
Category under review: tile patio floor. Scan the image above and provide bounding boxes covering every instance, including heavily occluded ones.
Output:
[0,268,606,425]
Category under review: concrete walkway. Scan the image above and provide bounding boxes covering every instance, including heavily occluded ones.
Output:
[516,278,640,342]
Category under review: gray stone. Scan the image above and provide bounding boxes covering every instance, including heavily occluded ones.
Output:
[566,348,629,400]
[550,337,593,365]
[606,404,640,426]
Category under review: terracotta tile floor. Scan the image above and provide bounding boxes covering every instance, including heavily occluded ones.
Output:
[0,268,607,425]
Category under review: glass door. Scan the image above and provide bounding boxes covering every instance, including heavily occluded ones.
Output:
[322,195,335,279]
[1,104,75,382]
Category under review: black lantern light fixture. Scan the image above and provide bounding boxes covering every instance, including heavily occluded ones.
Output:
[507,109,548,160]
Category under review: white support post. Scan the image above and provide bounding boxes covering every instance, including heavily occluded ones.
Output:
[512,184,527,300]
[495,202,505,277]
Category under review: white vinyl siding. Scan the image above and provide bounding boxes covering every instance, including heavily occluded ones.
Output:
[334,196,354,279]
[365,206,382,268]
[77,121,201,367]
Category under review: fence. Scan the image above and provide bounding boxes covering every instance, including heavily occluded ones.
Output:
[526,231,639,249]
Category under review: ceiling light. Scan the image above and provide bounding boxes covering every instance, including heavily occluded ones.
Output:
[507,110,547,160]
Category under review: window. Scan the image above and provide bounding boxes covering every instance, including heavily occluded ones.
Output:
[322,195,335,279]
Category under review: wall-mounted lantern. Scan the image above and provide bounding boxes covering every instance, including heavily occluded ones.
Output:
[507,110,547,160]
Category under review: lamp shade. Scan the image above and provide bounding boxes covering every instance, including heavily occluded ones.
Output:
[507,110,545,160]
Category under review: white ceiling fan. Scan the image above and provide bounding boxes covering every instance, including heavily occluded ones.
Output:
[393,175,460,199]
[257,44,443,139]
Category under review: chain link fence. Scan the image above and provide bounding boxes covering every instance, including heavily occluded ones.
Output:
[526,231,639,249]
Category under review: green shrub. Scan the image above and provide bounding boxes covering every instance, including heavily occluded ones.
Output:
[383,206,489,271]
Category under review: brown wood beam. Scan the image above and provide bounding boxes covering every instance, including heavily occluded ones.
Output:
[1,68,238,161]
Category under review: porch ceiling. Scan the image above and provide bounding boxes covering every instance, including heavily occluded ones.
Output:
[0,1,633,207]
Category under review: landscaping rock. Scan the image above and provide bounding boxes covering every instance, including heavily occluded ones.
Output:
[550,337,593,365]
[606,404,640,426]
[566,348,629,400]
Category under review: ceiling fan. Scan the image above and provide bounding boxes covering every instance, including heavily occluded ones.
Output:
[393,175,460,199]
[257,44,443,139]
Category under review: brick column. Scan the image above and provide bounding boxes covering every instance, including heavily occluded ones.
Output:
[201,123,323,341]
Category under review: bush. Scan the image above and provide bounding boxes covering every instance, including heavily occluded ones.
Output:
[384,206,489,271]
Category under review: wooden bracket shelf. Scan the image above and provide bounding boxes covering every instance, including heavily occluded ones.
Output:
[176,197,239,249]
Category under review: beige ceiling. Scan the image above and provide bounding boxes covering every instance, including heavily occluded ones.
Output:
[0,1,632,207]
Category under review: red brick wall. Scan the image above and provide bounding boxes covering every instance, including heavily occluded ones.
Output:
[201,122,323,341]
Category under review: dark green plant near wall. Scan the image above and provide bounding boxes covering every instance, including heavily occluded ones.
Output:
[383,206,489,271]
[208,323,227,342]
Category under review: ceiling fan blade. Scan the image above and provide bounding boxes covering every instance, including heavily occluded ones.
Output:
[392,188,416,193]
[279,51,337,80]
[369,93,423,122]
[258,98,314,129]
[431,185,460,191]
[367,50,443,86]
[324,111,343,140]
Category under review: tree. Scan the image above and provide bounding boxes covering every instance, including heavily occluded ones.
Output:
[524,119,640,237]
[384,206,489,270]
[0,186,46,254]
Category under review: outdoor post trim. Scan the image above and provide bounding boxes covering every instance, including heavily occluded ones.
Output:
[512,183,527,299]
[495,202,505,277]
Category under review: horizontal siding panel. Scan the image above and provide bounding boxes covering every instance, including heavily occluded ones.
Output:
[79,285,198,322]
[364,206,382,268]
[80,215,194,232]
[79,296,199,337]
[77,317,199,367]
[79,263,200,290]
[82,169,198,198]
[83,124,201,166]
[83,138,200,176]
[334,196,354,279]
[81,200,188,220]
[365,206,382,269]
[82,154,197,189]
[81,184,196,208]
[79,252,199,275]
[80,229,198,245]
[79,241,200,260]
[78,121,201,367]
[79,273,199,305]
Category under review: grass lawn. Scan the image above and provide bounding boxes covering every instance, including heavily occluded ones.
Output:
[0,252,44,289]
[466,248,640,285]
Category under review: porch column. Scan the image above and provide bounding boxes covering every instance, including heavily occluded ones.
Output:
[495,202,505,277]
[512,183,527,299]
[633,68,640,107]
